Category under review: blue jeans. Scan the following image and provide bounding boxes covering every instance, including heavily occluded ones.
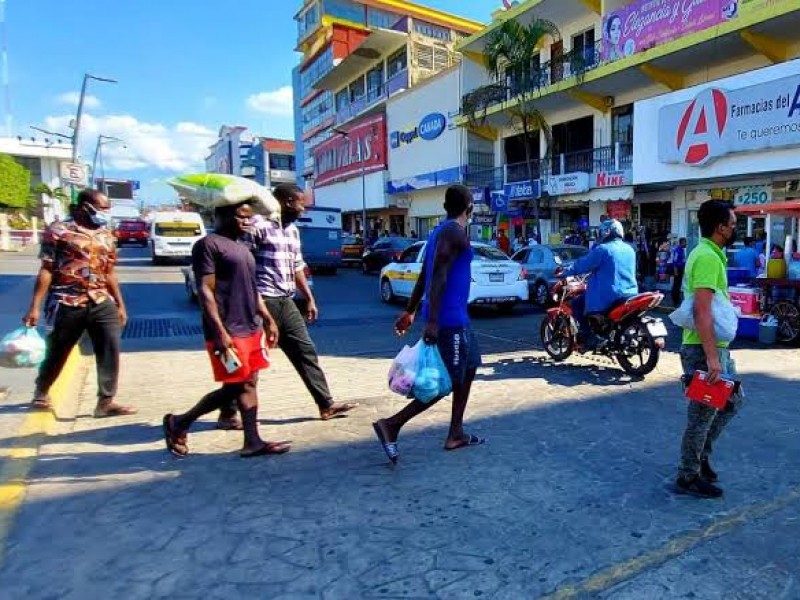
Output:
[571,294,591,344]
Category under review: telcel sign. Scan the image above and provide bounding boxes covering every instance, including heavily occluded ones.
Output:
[390,112,446,149]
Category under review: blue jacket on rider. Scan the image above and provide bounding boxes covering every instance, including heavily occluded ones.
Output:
[562,237,638,314]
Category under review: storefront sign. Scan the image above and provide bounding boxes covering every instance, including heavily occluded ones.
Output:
[607,200,632,220]
[471,187,489,205]
[314,114,387,186]
[503,180,541,201]
[543,172,590,196]
[601,0,732,63]
[595,169,632,188]
[390,112,446,148]
[472,213,497,225]
[734,185,772,206]
[658,73,800,166]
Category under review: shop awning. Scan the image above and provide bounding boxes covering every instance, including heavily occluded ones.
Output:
[551,186,634,205]
[735,201,800,218]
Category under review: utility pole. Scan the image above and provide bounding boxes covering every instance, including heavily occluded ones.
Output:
[91,134,125,188]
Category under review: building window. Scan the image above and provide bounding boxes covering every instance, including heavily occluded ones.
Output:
[412,42,453,76]
[335,88,349,112]
[612,104,634,146]
[387,47,407,78]
[366,64,384,99]
[413,20,452,42]
[302,92,334,133]
[297,2,320,40]
[269,154,296,171]
[299,45,334,98]
[571,28,596,69]
[349,75,365,103]
[324,0,365,24]
[367,7,401,29]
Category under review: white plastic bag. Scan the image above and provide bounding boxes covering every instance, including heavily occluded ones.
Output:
[0,327,46,368]
[669,293,740,343]
[388,341,421,397]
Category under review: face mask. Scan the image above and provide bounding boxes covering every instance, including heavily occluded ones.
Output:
[725,229,737,247]
[89,209,111,227]
[466,218,473,227]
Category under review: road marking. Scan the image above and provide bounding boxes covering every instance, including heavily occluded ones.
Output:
[0,347,83,567]
[540,483,800,599]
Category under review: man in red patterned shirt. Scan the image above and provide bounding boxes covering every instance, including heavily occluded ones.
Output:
[23,189,136,417]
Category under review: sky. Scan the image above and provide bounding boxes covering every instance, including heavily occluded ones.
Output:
[4,0,493,205]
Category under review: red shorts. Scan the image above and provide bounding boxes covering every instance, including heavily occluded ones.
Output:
[206,330,270,384]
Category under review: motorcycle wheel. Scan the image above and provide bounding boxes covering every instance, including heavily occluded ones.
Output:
[616,321,660,376]
[540,313,574,361]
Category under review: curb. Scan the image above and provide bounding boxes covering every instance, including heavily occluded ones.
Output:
[0,345,90,566]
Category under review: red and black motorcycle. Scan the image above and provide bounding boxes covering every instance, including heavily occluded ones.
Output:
[540,275,668,376]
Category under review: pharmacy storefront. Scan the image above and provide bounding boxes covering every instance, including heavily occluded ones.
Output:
[386,68,464,238]
[634,58,800,250]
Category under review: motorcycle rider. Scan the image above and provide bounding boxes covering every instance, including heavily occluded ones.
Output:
[556,219,638,350]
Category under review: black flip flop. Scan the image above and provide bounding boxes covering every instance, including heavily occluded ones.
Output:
[445,433,486,451]
[372,421,399,465]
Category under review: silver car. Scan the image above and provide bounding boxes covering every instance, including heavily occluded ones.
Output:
[511,244,589,306]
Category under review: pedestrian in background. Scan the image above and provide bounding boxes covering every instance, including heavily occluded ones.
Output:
[163,199,289,458]
[735,237,759,279]
[497,229,510,255]
[373,185,484,464]
[671,237,688,307]
[23,189,136,418]
[241,183,357,422]
[675,200,744,498]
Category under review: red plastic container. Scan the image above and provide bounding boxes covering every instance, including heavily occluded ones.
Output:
[685,371,735,410]
[729,287,760,315]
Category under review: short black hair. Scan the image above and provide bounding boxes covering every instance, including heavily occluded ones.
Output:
[77,188,105,206]
[273,183,303,203]
[214,200,251,221]
[744,236,754,246]
[443,185,473,218]
[698,200,734,238]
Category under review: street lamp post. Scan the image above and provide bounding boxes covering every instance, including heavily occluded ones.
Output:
[333,127,367,238]
[91,134,126,189]
[71,73,117,164]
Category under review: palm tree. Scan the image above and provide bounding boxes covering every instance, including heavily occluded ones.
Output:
[32,183,69,215]
[480,18,560,242]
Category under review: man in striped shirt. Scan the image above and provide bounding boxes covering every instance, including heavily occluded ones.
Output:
[240,183,356,422]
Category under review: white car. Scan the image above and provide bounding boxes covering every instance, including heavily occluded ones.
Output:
[379,241,529,313]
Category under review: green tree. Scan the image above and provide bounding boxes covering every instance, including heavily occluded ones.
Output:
[464,18,562,242]
[0,154,31,209]
[32,182,68,216]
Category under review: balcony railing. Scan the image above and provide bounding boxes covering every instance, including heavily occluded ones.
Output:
[335,70,409,126]
[463,166,504,191]
[461,41,605,117]
[505,143,633,183]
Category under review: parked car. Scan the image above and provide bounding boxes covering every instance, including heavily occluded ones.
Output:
[379,241,528,313]
[362,237,416,274]
[511,244,589,306]
[182,265,313,310]
[113,219,149,247]
[341,234,364,267]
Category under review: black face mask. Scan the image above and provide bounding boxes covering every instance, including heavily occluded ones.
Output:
[725,228,737,247]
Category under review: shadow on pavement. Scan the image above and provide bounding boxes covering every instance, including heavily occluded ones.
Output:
[0,369,798,597]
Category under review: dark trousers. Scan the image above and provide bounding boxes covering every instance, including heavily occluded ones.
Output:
[264,296,333,410]
[36,300,121,399]
[672,266,685,307]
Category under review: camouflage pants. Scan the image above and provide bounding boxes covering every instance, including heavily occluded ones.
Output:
[678,345,745,479]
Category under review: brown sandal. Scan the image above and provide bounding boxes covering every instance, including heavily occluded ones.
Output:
[240,441,291,458]
[94,403,138,418]
[162,414,188,457]
[30,396,53,411]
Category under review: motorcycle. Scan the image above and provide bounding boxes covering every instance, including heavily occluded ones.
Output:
[540,275,668,376]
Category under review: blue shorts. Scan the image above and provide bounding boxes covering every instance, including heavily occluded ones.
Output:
[437,327,482,385]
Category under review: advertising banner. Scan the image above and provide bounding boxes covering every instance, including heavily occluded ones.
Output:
[313,114,387,187]
[503,180,541,201]
[542,172,590,196]
[601,0,734,63]
[657,73,800,166]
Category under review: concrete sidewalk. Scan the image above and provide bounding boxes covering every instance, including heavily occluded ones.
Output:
[0,329,798,598]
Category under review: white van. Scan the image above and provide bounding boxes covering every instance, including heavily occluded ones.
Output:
[149,211,206,265]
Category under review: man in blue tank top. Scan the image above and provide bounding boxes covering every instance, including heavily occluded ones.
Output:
[372,185,485,464]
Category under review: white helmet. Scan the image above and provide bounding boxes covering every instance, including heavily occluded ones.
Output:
[599,219,624,241]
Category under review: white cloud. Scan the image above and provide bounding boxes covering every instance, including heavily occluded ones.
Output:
[56,91,101,109]
[246,86,294,116]
[42,112,216,173]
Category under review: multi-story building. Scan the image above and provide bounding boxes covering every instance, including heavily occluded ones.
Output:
[293,0,482,234]
[0,136,73,223]
[243,138,297,188]
[206,128,296,189]
[456,0,800,250]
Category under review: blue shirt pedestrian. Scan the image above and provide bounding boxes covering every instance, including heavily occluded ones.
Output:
[735,246,759,278]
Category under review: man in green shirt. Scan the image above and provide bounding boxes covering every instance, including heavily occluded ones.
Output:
[676,200,743,499]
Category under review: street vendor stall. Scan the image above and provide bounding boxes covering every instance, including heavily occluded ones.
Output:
[735,202,800,344]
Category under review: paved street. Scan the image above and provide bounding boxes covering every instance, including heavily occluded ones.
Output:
[0,246,799,599]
